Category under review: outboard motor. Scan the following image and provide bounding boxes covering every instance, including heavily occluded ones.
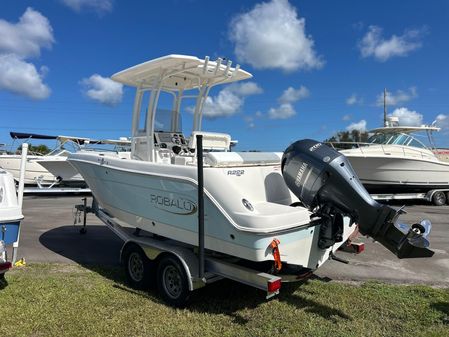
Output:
[282,139,434,259]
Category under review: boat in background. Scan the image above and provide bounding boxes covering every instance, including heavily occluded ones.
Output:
[0,132,92,186]
[36,137,131,183]
[338,117,449,194]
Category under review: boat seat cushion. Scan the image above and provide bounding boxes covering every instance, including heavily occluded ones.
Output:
[205,152,282,167]
[188,131,231,151]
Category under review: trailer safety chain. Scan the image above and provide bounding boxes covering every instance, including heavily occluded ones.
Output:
[270,239,282,272]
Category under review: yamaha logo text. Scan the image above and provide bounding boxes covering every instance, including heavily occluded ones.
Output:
[309,143,322,152]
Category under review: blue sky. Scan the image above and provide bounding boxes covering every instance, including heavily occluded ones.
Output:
[1,0,448,151]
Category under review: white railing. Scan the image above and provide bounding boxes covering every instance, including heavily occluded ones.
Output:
[326,142,434,161]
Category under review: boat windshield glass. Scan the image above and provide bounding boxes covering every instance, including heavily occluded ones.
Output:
[47,141,80,156]
[367,133,389,144]
[367,132,428,149]
[154,108,182,133]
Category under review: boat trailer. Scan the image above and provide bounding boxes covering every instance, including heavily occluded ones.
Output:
[73,197,296,306]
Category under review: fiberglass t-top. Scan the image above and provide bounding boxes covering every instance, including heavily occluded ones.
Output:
[110,55,251,162]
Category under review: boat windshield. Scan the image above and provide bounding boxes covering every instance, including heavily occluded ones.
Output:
[367,132,428,149]
[47,140,81,156]
[154,108,182,133]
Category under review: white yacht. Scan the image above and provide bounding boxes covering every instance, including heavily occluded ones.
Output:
[68,55,433,273]
[340,118,449,194]
[0,133,92,186]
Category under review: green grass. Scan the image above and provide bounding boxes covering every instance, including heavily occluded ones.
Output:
[0,264,448,337]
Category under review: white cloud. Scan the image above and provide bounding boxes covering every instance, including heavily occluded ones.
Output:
[203,90,242,118]
[346,120,367,132]
[376,87,417,106]
[229,0,323,72]
[244,116,256,128]
[81,74,123,106]
[359,25,425,62]
[201,82,262,118]
[227,81,263,96]
[0,54,51,99]
[346,95,357,105]
[268,103,296,119]
[0,8,54,100]
[435,114,449,129]
[342,114,352,121]
[62,0,113,14]
[346,93,363,106]
[0,7,54,58]
[267,84,309,119]
[389,107,423,126]
[279,86,309,104]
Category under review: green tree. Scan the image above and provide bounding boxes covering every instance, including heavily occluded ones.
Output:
[324,130,369,149]
[17,144,51,155]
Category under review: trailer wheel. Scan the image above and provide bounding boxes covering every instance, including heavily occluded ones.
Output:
[432,191,446,206]
[157,255,190,307]
[446,192,449,205]
[122,244,153,290]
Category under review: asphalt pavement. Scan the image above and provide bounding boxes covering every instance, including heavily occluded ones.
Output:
[13,195,449,286]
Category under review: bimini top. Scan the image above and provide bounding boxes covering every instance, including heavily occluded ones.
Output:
[369,125,441,134]
[111,54,252,90]
[10,132,57,140]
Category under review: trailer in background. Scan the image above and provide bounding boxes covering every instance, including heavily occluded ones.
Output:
[371,189,449,206]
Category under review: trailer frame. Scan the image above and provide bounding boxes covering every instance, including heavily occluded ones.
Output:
[75,199,288,306]
[371,188,449,206]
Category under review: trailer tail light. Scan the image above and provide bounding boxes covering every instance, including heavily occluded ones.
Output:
[0,261,12,272]
[353,242,365,253]
[339,241,365,254]
[267,278,281,293]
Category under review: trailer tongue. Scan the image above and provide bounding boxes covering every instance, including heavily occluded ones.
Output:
[282,139,434,259]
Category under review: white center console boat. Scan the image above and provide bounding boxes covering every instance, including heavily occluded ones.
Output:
[68,55,434,305]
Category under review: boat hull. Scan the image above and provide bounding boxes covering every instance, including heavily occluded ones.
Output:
[36,159,84,183]
[343,154,449,193]
[0,169,23,244]
[0,155,56,185]
[69,153,356,269]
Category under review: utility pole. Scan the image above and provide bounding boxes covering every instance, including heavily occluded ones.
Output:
[383,88,387,126]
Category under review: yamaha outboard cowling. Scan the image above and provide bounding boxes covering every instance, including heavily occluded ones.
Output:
[282,139,434,259]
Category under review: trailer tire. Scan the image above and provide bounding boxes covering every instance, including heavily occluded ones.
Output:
[446,192,449,205]
[432,191,446,206]
[122,244,153,290]
[157,255,190,307]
